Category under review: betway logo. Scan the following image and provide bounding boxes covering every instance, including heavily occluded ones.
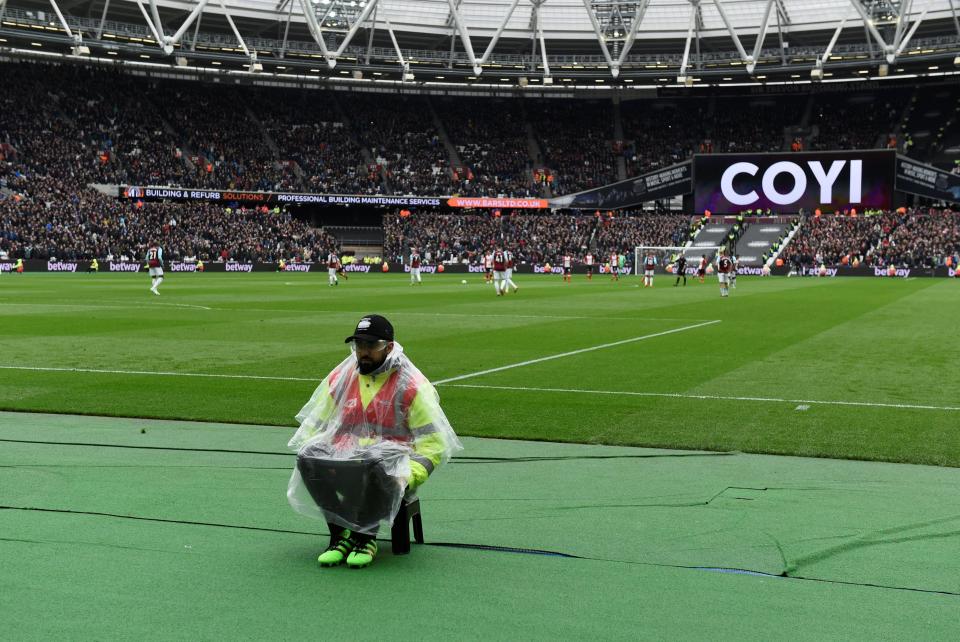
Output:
[169,262,196,272]
[801,266,838,277]
[0,263,12,272]
[225,262,253,273]
[404,265,437,274]
[47,261,78,272]
[950,268,958,278]
[468,265,486,273]
[109,262,142,272]
[598,266,632,275]
[874,267,910,278]
[737,266,766,275]
[284,263,312,272]
[534,265,564,274]
[343,264,371,273]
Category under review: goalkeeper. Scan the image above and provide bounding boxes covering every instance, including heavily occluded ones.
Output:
[287,314,462,568]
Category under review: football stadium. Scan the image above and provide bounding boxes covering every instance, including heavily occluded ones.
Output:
[2,0,960,638]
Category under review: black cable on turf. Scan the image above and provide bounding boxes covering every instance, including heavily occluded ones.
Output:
[1,504,956,598]
[0,438,734,462]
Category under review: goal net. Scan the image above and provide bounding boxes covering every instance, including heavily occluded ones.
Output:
[634,246,723,276]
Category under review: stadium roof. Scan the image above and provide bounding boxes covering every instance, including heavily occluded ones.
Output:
[1,0,959,87]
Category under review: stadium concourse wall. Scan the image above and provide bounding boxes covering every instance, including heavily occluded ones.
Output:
[2,260,957,278]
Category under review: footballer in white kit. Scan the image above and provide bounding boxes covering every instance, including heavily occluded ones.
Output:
[483,252,494,284]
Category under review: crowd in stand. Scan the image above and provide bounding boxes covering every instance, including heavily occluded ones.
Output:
[621,98,805,176]
[248,88,383,195]
[872,208,960,268]
[780,212,898,267]
[808,90,909,151]
[2,60,959,266]
[779,208,959,268]
[382,210,691,266]
[529,101,619,194]
[0,173,336,263]
[0,61,944,199]
[348,94,451,195]
[159,84,296,192]
[435,98,536,198]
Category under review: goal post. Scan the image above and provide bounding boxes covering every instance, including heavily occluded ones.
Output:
[634,245,723,276]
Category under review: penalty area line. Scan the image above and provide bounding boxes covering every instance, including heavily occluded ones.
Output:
[434,320,721,385]
[441,384,960,413]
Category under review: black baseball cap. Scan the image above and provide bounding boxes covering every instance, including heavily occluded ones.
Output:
[344,314,394,343]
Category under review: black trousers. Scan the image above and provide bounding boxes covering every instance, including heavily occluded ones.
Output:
[296,453,400,534]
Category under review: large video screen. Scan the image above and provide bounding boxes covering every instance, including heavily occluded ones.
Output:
[694,150,895,213]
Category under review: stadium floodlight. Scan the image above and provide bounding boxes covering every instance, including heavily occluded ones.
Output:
[352,70,363,79]
[175,56,188,67]
[810,67,824,81]
[878,63,889,77]
[543,76,553,85]
[403,72,415,82]
[676,75,687,85]
[518,76,528,87]
[69,31,89,56]
[954,56,960,67]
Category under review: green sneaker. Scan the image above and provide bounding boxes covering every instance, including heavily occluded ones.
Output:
[346,539,378,569]
[317,530,355,567]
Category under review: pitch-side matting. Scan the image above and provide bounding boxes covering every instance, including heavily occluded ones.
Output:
[1,411,957,639]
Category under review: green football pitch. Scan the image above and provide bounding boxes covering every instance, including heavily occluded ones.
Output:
[0,271,957,467]
[2,271,959,638]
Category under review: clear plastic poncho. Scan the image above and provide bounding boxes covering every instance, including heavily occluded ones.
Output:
[286,341,462,534]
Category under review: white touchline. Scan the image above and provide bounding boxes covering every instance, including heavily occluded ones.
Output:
[441,383,960,412]
[149,302,213,310]
[433,320,722,385]
[0,365,316,382]
[384,311,712,322]
[0,301,709,322]
[0,301,213,312]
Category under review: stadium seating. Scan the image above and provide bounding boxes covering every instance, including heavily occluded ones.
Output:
[1,60,957,266]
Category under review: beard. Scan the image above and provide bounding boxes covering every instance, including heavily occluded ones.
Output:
[357,358,378,375]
